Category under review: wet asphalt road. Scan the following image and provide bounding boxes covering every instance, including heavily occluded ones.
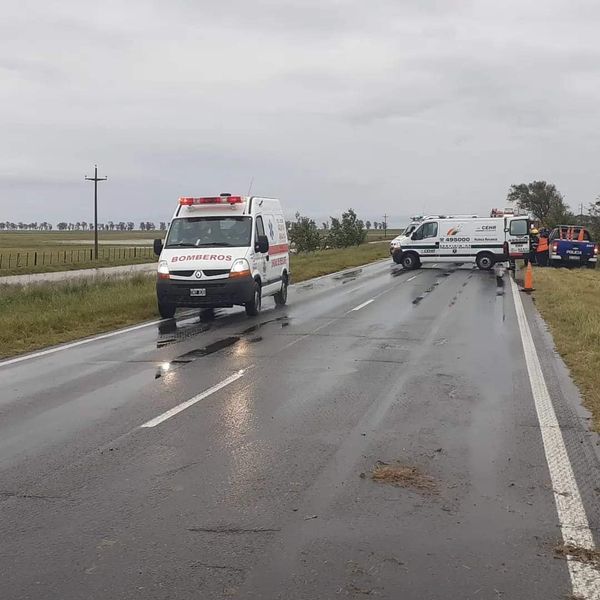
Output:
[2,261,600,600]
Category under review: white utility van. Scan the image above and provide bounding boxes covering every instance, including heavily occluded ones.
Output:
[391,215,530,270]
[154,194,290,318]
[390,215,478,256]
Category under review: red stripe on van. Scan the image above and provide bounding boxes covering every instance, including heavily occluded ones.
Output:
[268,243,289,256]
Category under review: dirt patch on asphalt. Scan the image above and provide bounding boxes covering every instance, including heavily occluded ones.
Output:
[370,461,436,492]
[554,542,600,568]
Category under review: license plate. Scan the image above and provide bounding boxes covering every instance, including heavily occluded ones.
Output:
[190,288,206,296]
[568,255,580,260]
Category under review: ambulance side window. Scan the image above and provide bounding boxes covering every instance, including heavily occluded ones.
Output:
[414,222,438,240]
[255,216,265,240]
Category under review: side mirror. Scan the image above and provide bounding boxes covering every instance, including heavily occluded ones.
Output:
[153,239,164,256]
[255,235,269,254]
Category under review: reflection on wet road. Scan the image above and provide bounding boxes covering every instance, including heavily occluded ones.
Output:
[0,261,597,600]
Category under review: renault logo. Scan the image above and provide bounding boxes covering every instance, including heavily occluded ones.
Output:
[194,270,203,279]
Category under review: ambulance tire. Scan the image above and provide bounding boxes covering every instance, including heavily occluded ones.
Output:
[476,252,494,271]
[274,275,288,306]
[245,281,262,316]
[401,252,420,270]
[158,300,176,319]
[587,262,597,269]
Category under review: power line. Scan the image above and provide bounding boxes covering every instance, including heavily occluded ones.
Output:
[85,165,108,260]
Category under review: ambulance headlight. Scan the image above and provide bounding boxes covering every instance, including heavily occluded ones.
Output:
[229,258,251,279]
[157,260,170,280]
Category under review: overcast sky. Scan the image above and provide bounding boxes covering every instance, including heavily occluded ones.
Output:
[2,0,600,226]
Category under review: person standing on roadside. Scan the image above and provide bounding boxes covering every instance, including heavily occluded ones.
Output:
[536,228,549,266]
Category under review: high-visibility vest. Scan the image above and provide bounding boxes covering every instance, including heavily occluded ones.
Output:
[537,237,549,253]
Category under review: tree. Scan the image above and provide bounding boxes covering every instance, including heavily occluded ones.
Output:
[373,222,379,230]
[288,212,321,252]
[507,181,571,227]
[326,209,367,248]
[365,221,371,230]
[127,222,134,231]
[587,200,600,242]
[139,222,146,231]
[322,221,329,231]
[160,222,167,231]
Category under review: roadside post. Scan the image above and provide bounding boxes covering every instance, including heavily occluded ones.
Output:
[85,165,108,260]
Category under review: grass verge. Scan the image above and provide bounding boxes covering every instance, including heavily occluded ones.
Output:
[0,243,392,359]
[0,276,157,359]
[533,267,600,430]
[290,243,390,283]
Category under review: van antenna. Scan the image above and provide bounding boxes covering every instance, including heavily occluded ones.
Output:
[247,177,254,196]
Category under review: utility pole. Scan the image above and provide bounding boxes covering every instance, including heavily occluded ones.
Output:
[85,165,107,260]
[382,214,388,239]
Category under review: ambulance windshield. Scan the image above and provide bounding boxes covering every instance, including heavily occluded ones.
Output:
[166,216,252,248]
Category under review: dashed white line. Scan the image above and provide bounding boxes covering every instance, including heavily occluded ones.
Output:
[407,275,418,282]
[510,277,600,598]
[140,369,247,428]
[351,299,375,312]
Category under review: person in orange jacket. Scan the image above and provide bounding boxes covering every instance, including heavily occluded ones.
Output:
[536,229,549,266]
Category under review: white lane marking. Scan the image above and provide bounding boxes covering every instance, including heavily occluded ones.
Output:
[510,278,600,598]
[407,275,418,282]
[141,369,247,428]
[351,299,374,312]
[431,263,438,268]
[0,320,164,368]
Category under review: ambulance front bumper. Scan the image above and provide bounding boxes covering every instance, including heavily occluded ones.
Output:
[157,276,255,308]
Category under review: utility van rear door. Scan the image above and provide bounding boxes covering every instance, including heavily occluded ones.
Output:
[506,217,530,258]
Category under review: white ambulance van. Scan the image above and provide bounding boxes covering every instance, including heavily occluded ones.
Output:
[153,194,290,318]
[391,215,530,270]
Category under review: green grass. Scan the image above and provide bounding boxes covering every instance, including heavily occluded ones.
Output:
[290,243,390,282]
[0,231,162,275]
[0,243,391,359]
[0,276,158,359]
[533,267,600,431]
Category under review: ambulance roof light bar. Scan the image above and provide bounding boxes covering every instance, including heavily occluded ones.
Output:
[179,195,244,206]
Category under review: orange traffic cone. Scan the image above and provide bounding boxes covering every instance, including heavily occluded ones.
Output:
[523,262,534,292]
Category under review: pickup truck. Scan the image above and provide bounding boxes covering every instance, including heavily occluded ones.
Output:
[548,226,597,268]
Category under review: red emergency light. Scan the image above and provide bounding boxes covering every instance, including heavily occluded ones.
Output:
[179,196,244,206]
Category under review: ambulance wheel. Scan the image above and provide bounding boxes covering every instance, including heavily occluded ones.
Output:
[587,262,597,269]
[476,252,494,271]
[158,300,176,319]
[245,281,262,316]
[274,275,288,306]
[401,252,420,270]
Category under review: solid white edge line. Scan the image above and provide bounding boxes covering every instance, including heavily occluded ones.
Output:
[140,369,247,428]
[351,298,375,312]
[0,319,164,368]
[510,277,600,598]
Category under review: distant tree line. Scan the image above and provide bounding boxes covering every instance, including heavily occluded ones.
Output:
[288,208,367,253]
[0,221,168,232]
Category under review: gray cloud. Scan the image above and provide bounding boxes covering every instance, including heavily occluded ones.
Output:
[2,0,600,226]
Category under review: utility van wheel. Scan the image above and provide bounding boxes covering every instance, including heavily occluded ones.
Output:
[245,282,262,316]
[401,252,420,270]
[158,300,176,319]
[274,276,288,306]
[476,252,494,271]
